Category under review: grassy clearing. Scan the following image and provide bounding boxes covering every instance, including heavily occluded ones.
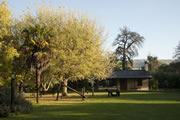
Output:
[2,92,180,120]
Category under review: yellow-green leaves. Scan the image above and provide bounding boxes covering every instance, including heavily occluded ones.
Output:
[23,24,52,48]
[0,1,19,85]
[0,1,11,39]
[4,3,113,89]
[53,8,112,82]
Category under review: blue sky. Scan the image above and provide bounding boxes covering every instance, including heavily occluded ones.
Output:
[5,0,180,59]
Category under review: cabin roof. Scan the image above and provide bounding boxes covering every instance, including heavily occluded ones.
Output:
[109,70,152,79]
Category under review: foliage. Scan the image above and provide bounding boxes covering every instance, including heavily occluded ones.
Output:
[114,56,122,70]
[174,41,180,60]
[49,8,113,95]
[113,26,144,70]
[0,1,11,38]
[0,1,19,86]
[0,104,10,117]
[146,56,162,72]
[146,56,162,89]
[0,87,33,117]
[153,71,180,88]
[41,66,56,92]
[14,6,60,103]
[12,5,113,99]
[54,12,107,81]
[152,61,180,89]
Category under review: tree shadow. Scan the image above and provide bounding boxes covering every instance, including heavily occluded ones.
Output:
[9,102,180,120]
[5,92,180,120]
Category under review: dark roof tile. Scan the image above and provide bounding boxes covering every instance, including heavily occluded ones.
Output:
[109,70,152,79]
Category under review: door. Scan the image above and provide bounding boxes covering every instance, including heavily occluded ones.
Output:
[120,79,127,90]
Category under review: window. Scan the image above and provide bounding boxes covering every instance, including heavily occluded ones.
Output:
[137,80,142,86]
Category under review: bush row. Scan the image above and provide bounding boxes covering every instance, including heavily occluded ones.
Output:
[0,87,33,117]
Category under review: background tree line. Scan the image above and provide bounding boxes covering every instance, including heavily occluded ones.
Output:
[147,42,180,89]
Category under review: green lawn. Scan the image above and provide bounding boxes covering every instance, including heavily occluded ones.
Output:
[3,91,180,120]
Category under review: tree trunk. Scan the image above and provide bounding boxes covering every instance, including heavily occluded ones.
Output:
[19,82,23,94]
[82,87,85,101]
[122,53,126,70]
[62,79,68,96]
[91,81,94,96]
[36,69,41,104]
[56,83,61,100]
[92,87,94,96]
[42,80,52,94]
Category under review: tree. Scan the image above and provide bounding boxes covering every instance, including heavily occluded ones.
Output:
[113,27,144,70]
[146,56,162,89]
[153,62,180,89]
[0,1,11,39]
[0,1,19,86]
[54,11,112,96]
[14,5,113,100]
[174,41,180,61]
[147,56,161,72]
[13,5,69,103]
[14,11,58,103]
[22,24,56,103]
[41,66,56,93]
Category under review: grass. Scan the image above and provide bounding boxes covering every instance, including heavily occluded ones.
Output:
[2,91,180,120]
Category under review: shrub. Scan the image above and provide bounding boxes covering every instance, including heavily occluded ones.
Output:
[14,96,33,114]
[0,87,33,117]
[153,71,180,89]
[0,104,10,117]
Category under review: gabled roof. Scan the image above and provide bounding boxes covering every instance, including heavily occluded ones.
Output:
[109,70,152,79]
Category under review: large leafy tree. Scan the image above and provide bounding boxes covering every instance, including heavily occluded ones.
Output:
[0,1,19,86]
[22,24,56,103]
[54,12,113,96]
[113,27,144,70]
[14,9,58,103]
[13,5,68,103]
[14,5,113,100]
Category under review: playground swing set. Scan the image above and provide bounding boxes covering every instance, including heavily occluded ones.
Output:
[61,84,86,101]
[59,82,120,101]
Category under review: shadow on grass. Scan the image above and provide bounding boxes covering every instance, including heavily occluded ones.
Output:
[7,103,180,120]
[3,92,180,120]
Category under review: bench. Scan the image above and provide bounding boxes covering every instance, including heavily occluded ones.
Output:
[105,89,120,96]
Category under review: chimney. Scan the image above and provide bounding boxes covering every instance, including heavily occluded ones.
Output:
[144,61,148,71]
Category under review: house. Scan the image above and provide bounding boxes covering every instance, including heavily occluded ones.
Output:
[98,70,152,91]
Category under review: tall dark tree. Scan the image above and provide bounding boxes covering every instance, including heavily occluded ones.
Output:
[113,27,145,70]
[174,41,180,61]
[22,24,56,103]
[147,56,161,72]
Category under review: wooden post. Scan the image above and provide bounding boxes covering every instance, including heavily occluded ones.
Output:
[82,88,85,101]
[56,83,61,100]
[10,77,15,112]
[10,72,16,112]
[92,87,94,96]
[91,81,94,96]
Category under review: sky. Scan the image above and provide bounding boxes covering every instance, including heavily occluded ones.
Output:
[5,0,180,59]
